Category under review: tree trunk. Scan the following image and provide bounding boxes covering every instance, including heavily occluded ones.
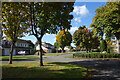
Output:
[38,39,43,66]
[117,39,120,53]
[56,49,58,53]
[62,46,64,53]
[9,42,15,64]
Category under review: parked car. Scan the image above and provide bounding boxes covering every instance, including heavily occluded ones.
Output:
[18,51,26,55]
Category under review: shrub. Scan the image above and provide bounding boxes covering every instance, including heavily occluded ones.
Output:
[73,52,120,58]
[92,49,100,52]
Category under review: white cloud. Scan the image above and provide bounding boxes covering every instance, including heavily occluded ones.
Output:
[73,5,89,16]
[74,17,81,22]
[70,27,78,32]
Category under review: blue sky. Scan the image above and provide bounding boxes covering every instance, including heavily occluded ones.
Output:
[21,2,107,47]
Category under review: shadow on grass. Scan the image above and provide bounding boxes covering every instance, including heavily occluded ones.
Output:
[2,62,93,79]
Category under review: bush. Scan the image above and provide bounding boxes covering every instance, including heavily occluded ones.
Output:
[92,49,100,52]
[73,52,120,58]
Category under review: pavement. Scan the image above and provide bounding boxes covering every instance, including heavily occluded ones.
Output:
[1,53,120,80]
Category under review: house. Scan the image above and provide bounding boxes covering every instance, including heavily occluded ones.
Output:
[1,37,35,56]
[36,42,55,53]
[111,40,120,53]
[58,46,71,52]
[64,46,70,51]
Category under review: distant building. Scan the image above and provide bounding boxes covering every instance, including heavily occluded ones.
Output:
[111,40,120,53]
[64,46,70,51]
[36,42,55,53]
[1,37,35,56]
[58,46,71,52]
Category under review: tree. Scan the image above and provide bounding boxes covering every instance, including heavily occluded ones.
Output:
[91,36,100,49]
[56,30,72,53]
[69,45,73,52]
[100,40,107,52]
[54,41,60,53]
[90,1,120,53]
[2,2,29,64]
[73,26,100,53]
[0,1,2,44]
[29,2,74,66]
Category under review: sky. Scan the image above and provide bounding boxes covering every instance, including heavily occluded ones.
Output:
[21,2,107,47]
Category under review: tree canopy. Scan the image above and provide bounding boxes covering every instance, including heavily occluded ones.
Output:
[28,2,74,66]
[2,2,29,64]
[90,1,120,53]
[2,2,29,42]
[73,26,100,52]
[56,30,72,53]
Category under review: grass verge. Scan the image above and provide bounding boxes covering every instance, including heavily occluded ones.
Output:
[43,53,65,56]
[65,55,73,58]
[0,55,39,61]
[1,62,92,79]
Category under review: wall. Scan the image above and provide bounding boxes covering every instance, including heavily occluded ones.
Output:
[3,48,16,56]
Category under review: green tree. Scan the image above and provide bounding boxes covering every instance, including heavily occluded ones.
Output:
[90,1,120,53]
[2,2,29,64]
[54,41,60,53]
[69,45,73,52]
[29,2,74,66]
[73,26,100,53]
[56,30,72,53]
[91,36,100,49]
[100,40,107,52]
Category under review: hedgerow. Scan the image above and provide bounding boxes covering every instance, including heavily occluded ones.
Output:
[73,52,120,58]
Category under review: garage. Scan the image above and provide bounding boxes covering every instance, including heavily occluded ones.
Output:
[4,48,16,56]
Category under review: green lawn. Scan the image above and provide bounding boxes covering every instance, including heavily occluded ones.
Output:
[65,55,73,58]
[43,53,65,56]
[43,51,83,56]
[2,62,92,79]
[0,55,39,61]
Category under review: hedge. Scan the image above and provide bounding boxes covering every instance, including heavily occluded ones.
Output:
[73,52,120,58]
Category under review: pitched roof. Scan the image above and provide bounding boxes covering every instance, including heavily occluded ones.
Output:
[42,42,53,46]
